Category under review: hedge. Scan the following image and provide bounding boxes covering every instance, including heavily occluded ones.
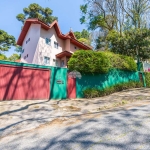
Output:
[68,50,137,74]
[83,81,143,98]
[145,72,150,87]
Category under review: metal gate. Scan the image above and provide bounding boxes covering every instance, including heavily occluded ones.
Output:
[0,65,50,100]
[67,75,76,99]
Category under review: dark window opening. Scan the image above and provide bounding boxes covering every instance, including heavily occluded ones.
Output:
[26,38,30,44]
[54,41,59,49]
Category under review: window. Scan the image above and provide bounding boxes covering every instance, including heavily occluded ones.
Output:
[54,41,59,49]
[44,56,50,65]
[24,56,27,59]
[26,54,28,58]
[45,38,51,45]
[61,60,64,67]
[26,38,30,44]
[22,49,24,53]
[74,47,77,49]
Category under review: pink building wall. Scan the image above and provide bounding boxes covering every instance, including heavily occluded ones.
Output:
[21,24,41,64]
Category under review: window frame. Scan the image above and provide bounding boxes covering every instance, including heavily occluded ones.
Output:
[45,38,51,45]
[54,41,59,49]
[44,56,50,65]
[26,38,30,44]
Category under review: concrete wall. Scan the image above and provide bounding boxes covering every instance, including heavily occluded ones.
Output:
[76,69,140,98]
[21,24,41,64]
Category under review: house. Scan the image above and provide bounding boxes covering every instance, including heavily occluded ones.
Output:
[17,18,92,67]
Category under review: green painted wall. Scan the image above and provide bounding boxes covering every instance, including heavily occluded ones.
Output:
[76,69,140,98]
[50,67,67,100]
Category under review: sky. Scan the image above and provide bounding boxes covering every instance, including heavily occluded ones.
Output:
[0,0,86,57]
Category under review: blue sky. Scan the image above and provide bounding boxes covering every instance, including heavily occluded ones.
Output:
[0,0,86,57]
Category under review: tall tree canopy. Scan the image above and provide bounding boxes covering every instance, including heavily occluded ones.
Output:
[80,0,150,50]
[80,0,150,32]
[16,3,58,24]
[0,30,16,54]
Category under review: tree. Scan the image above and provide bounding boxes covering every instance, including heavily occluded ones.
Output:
[78,38,91,45]
[14,46,22,54]
[0,53,7,60]
[16,3,58,24]
[80,0,121,32]
[80,0,124,49]
[106,28,150,61]
[0,30,16,54]
[74,31,81,39]
[74,29,91,45]
[119,0,150,29]
[8,53,20,62]
[80,0,150,50]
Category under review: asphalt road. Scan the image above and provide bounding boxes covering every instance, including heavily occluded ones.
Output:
[1,103,150,150]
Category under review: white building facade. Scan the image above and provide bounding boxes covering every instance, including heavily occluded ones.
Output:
[17,19,92,67]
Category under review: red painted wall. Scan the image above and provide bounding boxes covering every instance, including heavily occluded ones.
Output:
[67,76,76,99]
[0,65,50,100]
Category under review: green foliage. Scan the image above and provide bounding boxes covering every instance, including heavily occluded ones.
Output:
[104,52,137,71]
[83,81,143,98]
[80,1,118,31]
[0,30,16,53]
[145,72,150,88]
[74,31,81,39]
[16,3,57,24]
[0,54,7,60]
[106,28,150,61]
[78,38,90,45]
[68,50,110,74]
[8,53,20,62]
[74,29,91,45]
[68,51,137,74]
[14,46,22,54]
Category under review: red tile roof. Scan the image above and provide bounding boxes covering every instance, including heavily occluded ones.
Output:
[56,51,73,58]
[17,18,92,50]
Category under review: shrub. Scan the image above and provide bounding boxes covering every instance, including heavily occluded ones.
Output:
[68,50,137,74]
[145,72,150,87]
[68,50,110,74]
[83,81,143,98]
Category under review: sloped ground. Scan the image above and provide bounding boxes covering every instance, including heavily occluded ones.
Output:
[0,88,150,149]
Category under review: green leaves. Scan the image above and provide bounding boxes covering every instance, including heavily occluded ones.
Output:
[8,53,20,62]
[0,54,7,60]
[145,72,150,87]
[107,28,150,61]
[0,30,16,53]
[68,51,136,74]
[68,50,110,74]
[74,29,91,45]
[16,3,57,25]
[83,81,143,98]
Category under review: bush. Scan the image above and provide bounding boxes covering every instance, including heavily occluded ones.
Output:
[68,50,137,74]
[83,81,143,98]
[68,50,110,74]
[145,72,150,87]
